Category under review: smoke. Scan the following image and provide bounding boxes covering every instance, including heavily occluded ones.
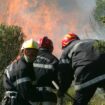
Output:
[0,0,97,57]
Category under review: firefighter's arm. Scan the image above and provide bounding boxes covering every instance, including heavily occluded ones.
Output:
[2,65,18,105]
[16,76,37,101]
[57,58,74,97]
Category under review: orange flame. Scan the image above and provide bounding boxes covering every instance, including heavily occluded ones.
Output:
[0,0,92,57]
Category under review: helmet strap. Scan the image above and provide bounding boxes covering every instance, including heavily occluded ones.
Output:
[24,55,31,63]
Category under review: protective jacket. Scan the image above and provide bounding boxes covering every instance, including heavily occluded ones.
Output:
[33,48,59,102]
[3,56,37,105]
[59,39,105,94]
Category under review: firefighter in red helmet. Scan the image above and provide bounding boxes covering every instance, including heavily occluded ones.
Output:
[58,32,105,105]
[61,33,80,49]
[33,36,59,105]
[38,36,53,53]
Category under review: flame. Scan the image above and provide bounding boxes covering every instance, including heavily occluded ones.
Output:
[0,0,95,57]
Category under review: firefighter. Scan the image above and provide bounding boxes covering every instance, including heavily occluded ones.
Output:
[33,36,59,105]
[2,39,39,105]
[58,33,105,105]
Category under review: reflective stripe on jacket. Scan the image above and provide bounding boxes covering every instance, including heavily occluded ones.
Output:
[59,39,105,91]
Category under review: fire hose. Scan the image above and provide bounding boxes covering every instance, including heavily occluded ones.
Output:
[52,81,76,103]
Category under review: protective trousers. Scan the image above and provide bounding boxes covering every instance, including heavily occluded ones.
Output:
[73,82,105,105]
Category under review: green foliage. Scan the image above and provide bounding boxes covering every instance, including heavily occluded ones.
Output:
[65,87,105,105]
[94,0,105,25]
[0,24,25,101]
[93,40,105,53]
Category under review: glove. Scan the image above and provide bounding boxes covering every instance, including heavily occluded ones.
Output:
[1,96,10,105]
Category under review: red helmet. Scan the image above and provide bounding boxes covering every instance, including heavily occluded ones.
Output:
[62,33,80,49]
[38,36,53,52]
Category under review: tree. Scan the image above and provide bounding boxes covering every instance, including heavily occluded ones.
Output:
[93,0,105,25]
[0,24,25,101]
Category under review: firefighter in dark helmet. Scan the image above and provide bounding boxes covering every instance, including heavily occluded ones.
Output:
[33,36,59,105]
[58,33,105,105]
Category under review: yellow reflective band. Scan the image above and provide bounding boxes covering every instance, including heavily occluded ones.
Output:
[14,77,31,86]
[61,59,70,64]
[33,63,54,69]
[75,74,105,90]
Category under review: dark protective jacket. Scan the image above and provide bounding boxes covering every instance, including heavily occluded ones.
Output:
[59,39,105,94]
[33,48,59,102]
[3,56,38,105]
